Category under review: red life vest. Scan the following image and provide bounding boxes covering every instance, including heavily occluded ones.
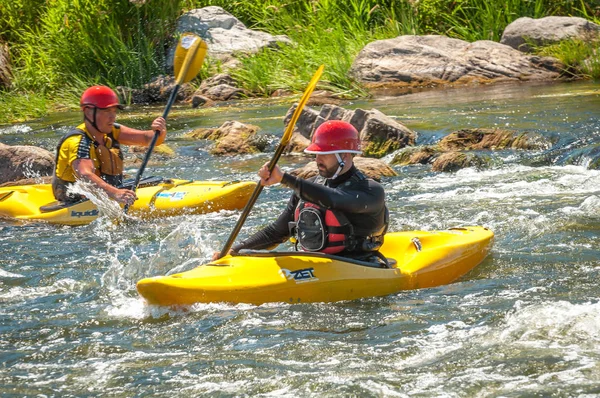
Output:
[293,200,355,254]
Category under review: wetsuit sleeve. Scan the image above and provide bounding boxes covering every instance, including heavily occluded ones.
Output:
[231,193,299,252]
[280,172,385,214]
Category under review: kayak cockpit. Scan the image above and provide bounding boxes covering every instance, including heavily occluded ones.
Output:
[232,250,396,268]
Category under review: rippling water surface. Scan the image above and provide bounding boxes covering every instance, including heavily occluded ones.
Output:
[1,81,600,396]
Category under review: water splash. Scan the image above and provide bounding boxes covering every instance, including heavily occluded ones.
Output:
[67,180,127,222]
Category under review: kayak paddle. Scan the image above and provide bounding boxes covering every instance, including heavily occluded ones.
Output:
[218,64,325,259]
[124,33,208,213]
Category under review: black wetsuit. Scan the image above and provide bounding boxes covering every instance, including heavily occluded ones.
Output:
[232,165,388,261]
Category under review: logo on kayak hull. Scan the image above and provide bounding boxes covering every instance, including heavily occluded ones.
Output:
[70,209,99,218]
[156,192,187,201]
[280,267,318,283]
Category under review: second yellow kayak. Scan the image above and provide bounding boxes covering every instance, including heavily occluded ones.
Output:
[0,178,256,225]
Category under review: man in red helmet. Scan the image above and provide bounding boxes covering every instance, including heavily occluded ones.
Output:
[52,85,167,205]
[218,120,389,266]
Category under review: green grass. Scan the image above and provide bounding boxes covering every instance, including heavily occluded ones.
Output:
[538,39,600,79]
[0,91,48,124]
[1,0,599,121]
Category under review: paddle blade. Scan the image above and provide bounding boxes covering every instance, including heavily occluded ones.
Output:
[280,64,324,147]
[174,33,208,85]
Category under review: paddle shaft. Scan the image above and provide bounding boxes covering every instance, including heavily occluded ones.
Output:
[217,65,324,258]
[123,85,180,213]
[218,143,286,258]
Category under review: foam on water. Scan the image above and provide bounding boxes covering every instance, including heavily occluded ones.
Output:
[0,268,24,278]
[0,124,32,135]
[0,278,86,302]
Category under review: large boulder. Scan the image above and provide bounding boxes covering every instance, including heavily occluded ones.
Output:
[350,35,563,91]
[0,143,54,184]
[284,104,416,158]
[501,16,600,53]
[170,6,292,65]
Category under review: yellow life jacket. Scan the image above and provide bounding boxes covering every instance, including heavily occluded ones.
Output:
[52,123,124,202]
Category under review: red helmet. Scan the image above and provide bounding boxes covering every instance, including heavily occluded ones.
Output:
[80,86,124,109]
[305,120,361,154]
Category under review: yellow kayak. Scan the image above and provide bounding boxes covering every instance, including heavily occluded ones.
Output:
[137,226,494,305]
[0,178,256,226]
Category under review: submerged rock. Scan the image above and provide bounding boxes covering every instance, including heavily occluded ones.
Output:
[431,151,487,172]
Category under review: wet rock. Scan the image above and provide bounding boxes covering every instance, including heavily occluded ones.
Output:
[284,104,416,158]
[209,121,268,155]
[350,35,563,91]
[390,146,440,166]
[191,94,213,108]
[431,151,486,172]
[185,127,220,140]
[0,143,54,184]
[125,144,176,167]
[193,73,247,101]
[128,144,175,158]
[203,84,246,101]
[284,132,311,154]
[291,156,397,181]
[501,16,600,53]
[439,128,550,151]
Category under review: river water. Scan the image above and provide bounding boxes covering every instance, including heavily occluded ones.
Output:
[1,80,600,396]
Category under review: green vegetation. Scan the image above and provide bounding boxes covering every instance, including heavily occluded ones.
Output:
[0,0,598,124]
[538,38,600,78]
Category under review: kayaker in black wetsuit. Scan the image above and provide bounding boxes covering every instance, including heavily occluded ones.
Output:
[52,85,167,205]
[216,120,389,266]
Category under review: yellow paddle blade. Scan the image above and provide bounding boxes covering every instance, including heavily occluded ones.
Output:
[173,33,208,85]
[281,64,325,146]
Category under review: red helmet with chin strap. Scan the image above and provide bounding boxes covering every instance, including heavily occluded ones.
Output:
[305,120,361,155]
[80,85,124,110]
